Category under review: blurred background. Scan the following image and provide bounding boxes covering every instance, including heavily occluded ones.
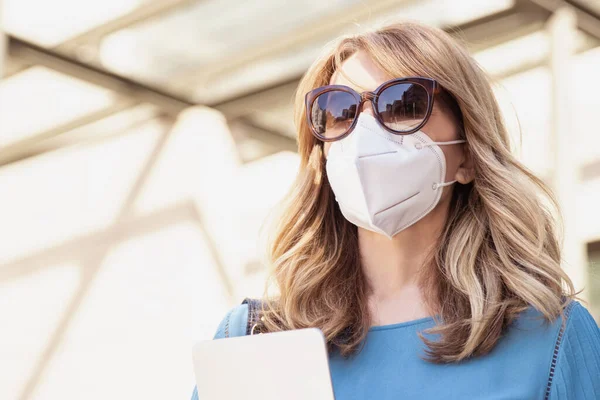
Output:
[0,0,599,399]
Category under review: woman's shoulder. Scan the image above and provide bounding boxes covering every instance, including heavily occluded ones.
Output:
[510,300,599,346]
[506,300,600,399]
[212,303,250,339]
[544,300,600,399]
[557,299,600,336]
[511,299,595,331]
[554,300,600,361]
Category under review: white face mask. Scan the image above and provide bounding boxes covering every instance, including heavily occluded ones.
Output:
[325,112,466,239]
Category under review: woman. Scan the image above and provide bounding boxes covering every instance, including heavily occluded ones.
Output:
[191,22,600,399]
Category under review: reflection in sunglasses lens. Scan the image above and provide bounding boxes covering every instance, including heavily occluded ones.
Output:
[311,90,357,139]
[377,83,429,132]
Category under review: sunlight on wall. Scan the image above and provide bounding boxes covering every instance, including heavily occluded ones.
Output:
[0,117,164,265]
[572,46,600,165]
[0,263,80,400]
[494,66,553,177]
[27,222,230,400]
[133,106,299,300]
[0,103,299,399]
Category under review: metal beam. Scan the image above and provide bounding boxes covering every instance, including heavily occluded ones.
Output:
[211,79,300,116]
[0,104,166,167]
[450,0,550,51]
[566,0,600,19]
[528,0,600,39]
[206,3,552,117]
[7,35,195,115]
[5,1,556,117]
[199,1,551,108]
[54,0,198,53]
[3,0,198,79]
[492,30,599,79]
[169,0,423,92]
[1,36,193,167]
[233,117,297,152]
[0,99,137,166]
[4,0,593,169]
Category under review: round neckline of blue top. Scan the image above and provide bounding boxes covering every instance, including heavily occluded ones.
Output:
[368,315,437,331]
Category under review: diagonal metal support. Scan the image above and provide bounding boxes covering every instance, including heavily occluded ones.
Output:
[13,119,236,400]
[527,0,600,39]
[0,99,138,166]
[8,35,195,115]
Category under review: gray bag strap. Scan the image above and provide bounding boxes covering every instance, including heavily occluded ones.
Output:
[241,297,264,335]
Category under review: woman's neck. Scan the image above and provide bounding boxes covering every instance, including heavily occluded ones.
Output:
[359,224,436,297]
[359,203,448,324]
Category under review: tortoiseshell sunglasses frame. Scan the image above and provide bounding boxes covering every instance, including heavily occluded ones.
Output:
[304,76,439,142]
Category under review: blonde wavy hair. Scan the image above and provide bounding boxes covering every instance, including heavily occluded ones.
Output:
[256,21,579,363]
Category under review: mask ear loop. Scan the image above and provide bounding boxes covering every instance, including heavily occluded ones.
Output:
[413,140,467,190]
[432,181,457,190]
[414,139,466,150]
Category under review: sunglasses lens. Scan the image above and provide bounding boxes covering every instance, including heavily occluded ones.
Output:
[376,83,430,132]
[310,90,357,139]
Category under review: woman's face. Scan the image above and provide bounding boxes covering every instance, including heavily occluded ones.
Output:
[323,50,473,187]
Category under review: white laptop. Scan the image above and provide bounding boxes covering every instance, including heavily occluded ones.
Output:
[192,327,336,400]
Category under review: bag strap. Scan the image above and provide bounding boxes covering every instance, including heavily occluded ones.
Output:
[241,297,264,335]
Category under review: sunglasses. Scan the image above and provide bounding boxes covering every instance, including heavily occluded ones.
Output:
[305,76,439,142]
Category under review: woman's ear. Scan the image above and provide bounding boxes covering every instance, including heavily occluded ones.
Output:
[454,146,475,184]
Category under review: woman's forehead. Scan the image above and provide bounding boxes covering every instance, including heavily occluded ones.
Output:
[329,51,393,92]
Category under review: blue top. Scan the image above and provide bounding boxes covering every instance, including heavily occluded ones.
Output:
[191,300,600,399]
